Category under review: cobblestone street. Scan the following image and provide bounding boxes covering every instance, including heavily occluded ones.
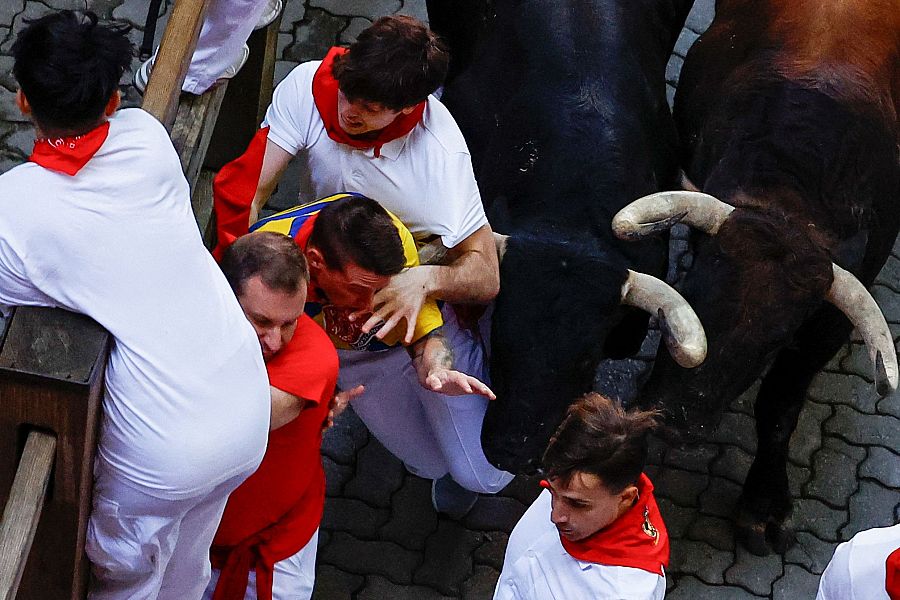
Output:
[0,0,898,598]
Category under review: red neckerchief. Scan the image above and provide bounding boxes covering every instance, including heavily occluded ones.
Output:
[544,473,669,576]
[312,47,425,158]
[28,121,110,176]
[887,546,900,600]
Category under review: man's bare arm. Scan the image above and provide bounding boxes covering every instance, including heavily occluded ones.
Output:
[361,223,501,342]
[408,329,495,399]
[249,139,294,226]
[270,386,308,430]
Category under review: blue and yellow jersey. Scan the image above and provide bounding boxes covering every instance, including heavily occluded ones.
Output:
[251,193,444,351]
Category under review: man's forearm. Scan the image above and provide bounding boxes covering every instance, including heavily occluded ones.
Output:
[409,329,454,385]
[421,225,500,303]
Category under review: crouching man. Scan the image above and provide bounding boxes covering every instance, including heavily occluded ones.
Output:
[495,393,669,600]
[204,232,354,600]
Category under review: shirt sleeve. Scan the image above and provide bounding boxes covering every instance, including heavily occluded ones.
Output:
[434,150,489,249]
[0,238,58,308]
[816,540,853,600]
[263,62,318,156]
[266,317,339,406]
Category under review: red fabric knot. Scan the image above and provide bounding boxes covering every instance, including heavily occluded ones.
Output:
[29,121,110,176]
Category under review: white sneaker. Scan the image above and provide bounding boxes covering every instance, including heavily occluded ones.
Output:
[133,43,250,93]
[254,0,283,30]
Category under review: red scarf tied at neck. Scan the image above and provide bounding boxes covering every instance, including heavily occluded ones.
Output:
[312,47,425,157]
[542,473,670,576]
[29,121,110,176]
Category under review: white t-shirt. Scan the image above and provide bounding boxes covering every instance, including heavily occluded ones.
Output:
[495,490,666,600]
[817,524,900,600]
[0,108,270,500]
[263,60,487,248]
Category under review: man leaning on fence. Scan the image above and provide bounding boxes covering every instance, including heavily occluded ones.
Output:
[0,11,270,599]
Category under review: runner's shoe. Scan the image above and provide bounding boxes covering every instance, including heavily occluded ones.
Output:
[133,43,250,93]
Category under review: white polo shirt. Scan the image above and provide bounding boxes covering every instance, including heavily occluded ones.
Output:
[0,108,270,500]
[817,524,900,600]
[495,490,666,600]
[263,60,487,248]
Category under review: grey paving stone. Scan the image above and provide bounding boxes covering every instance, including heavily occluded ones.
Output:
[875,256,900,292]
[2,125,32,157]
[358,576,453,600]
[319,532,420,584]
[822,435,868,460]
[279,0,306,33]
[658,497,697,538]
[323,455,353,496]
[666,53,684,87]
[687,515,735,551]
[0,0,25,25]
[594,358,648,405]
[725,546,784,596]
[340,17,372,45]
[463,496,528,532]
[310,0,402,21]
[342,439,405,508]
[788,400,831,467]
[711,445,753,484]
[668,575,764,599]
[698,477,743,519]
[473,531,508,571]
[285,8,346,64]
[0,55,15,92]
[729,381,760,415]
[668,539,735,584]
[674,28,700,59]
[0,154,19,176]
[805,445,862,508]
[461,565,500,600]
[786,462,811,498]
[0,86,28,123]
[414,520,483,595]
[873,284,900,324]
[792,498,846,542]
[497,474,542,506]
[772,564,823,600]
[113,0,164,30]
[277,32,292,57]
[664,443,719,474]
[840,479,899,539]
[322,497,390,537]
[859,446,900,488]
[321,407,368,465]
[709,412,758,455]
[824,404,900,450]
[312,565,364,600]
[274,60,298,86]
[379,476,438,551]
[654,469,709,507]
[784,532,838,576]
[396,0,429,24]
[808,370,879,414]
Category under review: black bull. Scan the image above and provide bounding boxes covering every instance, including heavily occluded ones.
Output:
[427,0,698,472]
[614,0,900,555]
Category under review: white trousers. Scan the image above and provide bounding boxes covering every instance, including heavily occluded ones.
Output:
[339,304,513,493]
[203,529,319,600]
[86,459,250,600]
[183,0,270,94]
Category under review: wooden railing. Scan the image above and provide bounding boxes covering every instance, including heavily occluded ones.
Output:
[0,0,281,597]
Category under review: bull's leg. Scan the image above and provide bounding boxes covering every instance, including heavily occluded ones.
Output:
[737,306,853,555]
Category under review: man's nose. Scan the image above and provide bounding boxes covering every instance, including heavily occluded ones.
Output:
[550,505,567,525]
[262,327,283,353]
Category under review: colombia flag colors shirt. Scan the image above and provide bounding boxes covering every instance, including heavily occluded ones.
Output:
[251,193,443,350]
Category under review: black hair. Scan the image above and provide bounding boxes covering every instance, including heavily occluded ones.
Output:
[12,10,132,134]
[308,196,407,276]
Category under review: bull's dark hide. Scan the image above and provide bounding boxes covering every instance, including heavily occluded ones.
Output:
[428,0,695,472]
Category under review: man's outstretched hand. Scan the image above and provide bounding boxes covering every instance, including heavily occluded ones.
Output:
[322,384,365,431]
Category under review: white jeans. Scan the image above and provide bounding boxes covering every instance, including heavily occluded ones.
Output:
[339,304,513,493]
[203,529,319,600]
[183,0,270,94]
[86,460,251,600]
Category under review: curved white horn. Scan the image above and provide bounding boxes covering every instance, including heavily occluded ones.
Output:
[825,263,898,395]
[620,270,707,368]
[613,191,735,240]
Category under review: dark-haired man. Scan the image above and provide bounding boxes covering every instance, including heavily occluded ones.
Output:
[205,232,348,600]
[219,193,512,516]
[0,11,269,599]
[494,393,669,600]
[214,14,509,515]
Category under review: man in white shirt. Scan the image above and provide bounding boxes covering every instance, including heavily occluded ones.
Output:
[817,524,900,600]
[225,15,510,516]
[1,11,270,599]
[495,393,669,600]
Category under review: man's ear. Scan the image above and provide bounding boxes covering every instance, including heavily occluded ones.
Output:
[400,104,417,115]
[305,246,325,270]
[104,90,121,117]
[15,90,31,116]
[617,484,639,511]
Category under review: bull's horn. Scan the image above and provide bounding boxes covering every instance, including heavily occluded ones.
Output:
[613,191,735,239]
[417,232,510,265]
[825,263,898,395]
[620,269,707,368]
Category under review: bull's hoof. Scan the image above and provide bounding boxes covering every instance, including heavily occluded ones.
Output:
[766,519,797,554]
[736,520,771,556]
